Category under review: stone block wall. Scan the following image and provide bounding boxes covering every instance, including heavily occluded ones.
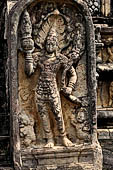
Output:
[98,129,113,170]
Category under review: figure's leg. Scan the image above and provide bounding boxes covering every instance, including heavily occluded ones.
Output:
[37,101,54,147]
[50,95,74,147]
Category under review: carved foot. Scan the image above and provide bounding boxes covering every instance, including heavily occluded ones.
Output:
[44,138,54,148]
[109,100,112,107]
[62,136,74,147]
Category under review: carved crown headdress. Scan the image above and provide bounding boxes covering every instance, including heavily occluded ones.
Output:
[46,23,58,40]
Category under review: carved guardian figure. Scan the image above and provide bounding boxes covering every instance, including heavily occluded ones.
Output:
[20,8,83,147]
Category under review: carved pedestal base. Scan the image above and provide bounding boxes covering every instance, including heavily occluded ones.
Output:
[21,144,102,170]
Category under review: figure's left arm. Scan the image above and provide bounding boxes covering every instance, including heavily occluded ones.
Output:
[63,66,77,95]
[24,51,39,76]
[68,66,77,90]
[60,53,77,94]
[60,54,72,90]
[63,48,80,95]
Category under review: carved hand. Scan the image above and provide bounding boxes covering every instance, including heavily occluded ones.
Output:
[61,87,72,95]
[25,57,34,76]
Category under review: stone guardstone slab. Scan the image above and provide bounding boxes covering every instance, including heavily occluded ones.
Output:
[8,0,103,169]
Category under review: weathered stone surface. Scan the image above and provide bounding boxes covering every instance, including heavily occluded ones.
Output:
[97,109,113,119]
[6,0,102,169]
[96,24,113,170]
[84,0,100,16]
[2,0,113,169]
[19,111,36,147]
[109,129,113,139]
[98,129,110,140]
[21,144,102,170]
[0,0,11,166]
[18,1,87,148]
[99,138,113,170]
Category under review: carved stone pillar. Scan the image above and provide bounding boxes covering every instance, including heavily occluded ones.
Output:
[101,0,111,16]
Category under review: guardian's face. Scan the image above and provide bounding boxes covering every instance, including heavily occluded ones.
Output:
[46,36,57,53]
[76,111,85,123]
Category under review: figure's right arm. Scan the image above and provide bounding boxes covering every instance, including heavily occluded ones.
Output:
[25,52,34,76]
[25,52,39,76]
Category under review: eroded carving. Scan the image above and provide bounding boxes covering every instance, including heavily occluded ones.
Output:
[19,111,36,147]
[109,82,113,107]
[70,107,90,144]
[84,0,100,16]
[96,45,113,108]
[95,25,102,44]
[7,0,103,168]
[20,2,86,148]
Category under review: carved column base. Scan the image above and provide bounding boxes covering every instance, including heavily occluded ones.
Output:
[21,143,103,170]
